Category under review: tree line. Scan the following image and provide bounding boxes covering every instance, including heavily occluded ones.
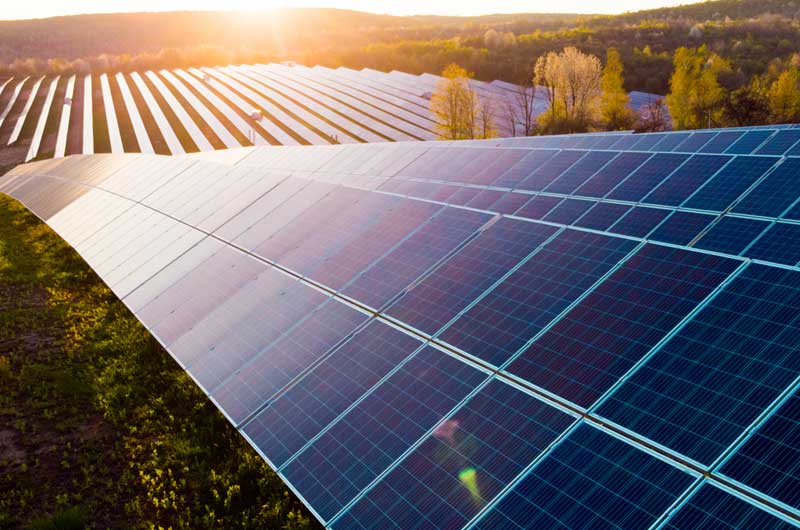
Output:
[430,42,800,140]
[429,47,666,140]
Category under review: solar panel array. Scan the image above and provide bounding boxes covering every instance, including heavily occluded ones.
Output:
[0,63,665,163]
[3,125,800,529]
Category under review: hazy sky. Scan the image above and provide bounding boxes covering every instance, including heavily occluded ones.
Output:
[1,0,705,20]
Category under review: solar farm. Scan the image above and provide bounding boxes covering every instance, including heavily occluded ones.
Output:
[0,63,668,168]
[3,122,800,529]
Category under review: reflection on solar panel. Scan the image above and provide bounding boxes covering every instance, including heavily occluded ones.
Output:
[5,124,800,530]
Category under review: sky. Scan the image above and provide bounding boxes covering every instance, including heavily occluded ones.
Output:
[0,0,705,20]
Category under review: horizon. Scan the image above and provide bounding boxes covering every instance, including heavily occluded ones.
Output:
[1,0,708,21]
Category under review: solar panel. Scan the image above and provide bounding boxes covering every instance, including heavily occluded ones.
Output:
[5,125,800,529]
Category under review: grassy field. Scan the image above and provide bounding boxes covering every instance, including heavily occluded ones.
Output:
[0,194,320,529]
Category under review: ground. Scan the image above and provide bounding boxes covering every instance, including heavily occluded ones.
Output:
[0,194,319,530]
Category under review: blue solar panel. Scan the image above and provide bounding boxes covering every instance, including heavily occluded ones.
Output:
[243,320,423,467]
[341,207,491,309]
[542,198,595,225]
[506,244,739,407]
[700,131,744,153]
[472,423,695,530]
[593,134,626,149]
[440,230,637,367]
[756,129,800,155]
[721,388,800,511]
[493,149,559,189]
[486,191,530,215]
[643,155,730,207]
[309,199,441,290]
[573,201,631,231]
[673,131,717,152]
[573,152,651,198]
[597,264,800,465]
[648,211,716,246]
[544,151,616,194]
[386,218,557,336]
[211,298,369,423]
[734,158,800,218]
[515,194,562,220]
[282,346,488,521]
[630,132,667,151]
[607,153,688,202]
[608,206,671,238]
[651,132,691,152]
[332,379,575,530]
[693,216,770,255]
[609,134,641,151]
[516,150,585,191]
[746,222,800,265]
[13,126,800,530]
[664,484,798,530]
[725,130,774,154]
[684,156,777,212]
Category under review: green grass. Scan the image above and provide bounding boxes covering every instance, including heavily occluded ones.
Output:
[0,194,319,529]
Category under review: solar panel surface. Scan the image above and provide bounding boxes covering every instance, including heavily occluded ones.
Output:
[4,125,800,529]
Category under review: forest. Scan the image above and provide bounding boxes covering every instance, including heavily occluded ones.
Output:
[1,0,799,96]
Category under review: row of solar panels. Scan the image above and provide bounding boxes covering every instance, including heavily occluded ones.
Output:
[3,126,800,529]
[0,63,668,163]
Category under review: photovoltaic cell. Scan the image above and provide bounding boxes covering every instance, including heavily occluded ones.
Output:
[544,151,616,194]
[607,153,687,202]
[282,346,488,521]
[725,130,773,154]
[333,379,575,530]
[211,298,368,423]
[650,132,690,152]
[598,264,800,465]
[243,320,423,467]
[721,389,800,511]
[541,198,595,225]
[516,150,585,191]
[386,218,557,336]
[673,131,717,153]
[684,156,777,212]
[643,154,730,207]
[573,201,631,231]
[440,230,637,367]
[514,194,562,220]
[699,131,743,154]
[648,211,716,246]
[493,149,558,189]
[341,207,491,310]
[734,158,800,218]
[755,129,800,155]
[472,423,694,530]
[608,206,670,238]
[693,216,770,255]
[573,152,651,198]
[663,484,797,530]
[506,244,739,408]
[746,222,800,266]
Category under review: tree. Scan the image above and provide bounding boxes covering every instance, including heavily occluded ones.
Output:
[666,46,731,129]
[600,48,635,130]
[767,68,800,123]
[430,63,496,140]
[723,82,770,126]
[534,47,602,134]
[635,98,669,132]
[503,73,538,136]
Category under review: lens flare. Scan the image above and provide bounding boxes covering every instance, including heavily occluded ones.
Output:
[458,467,482,504]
